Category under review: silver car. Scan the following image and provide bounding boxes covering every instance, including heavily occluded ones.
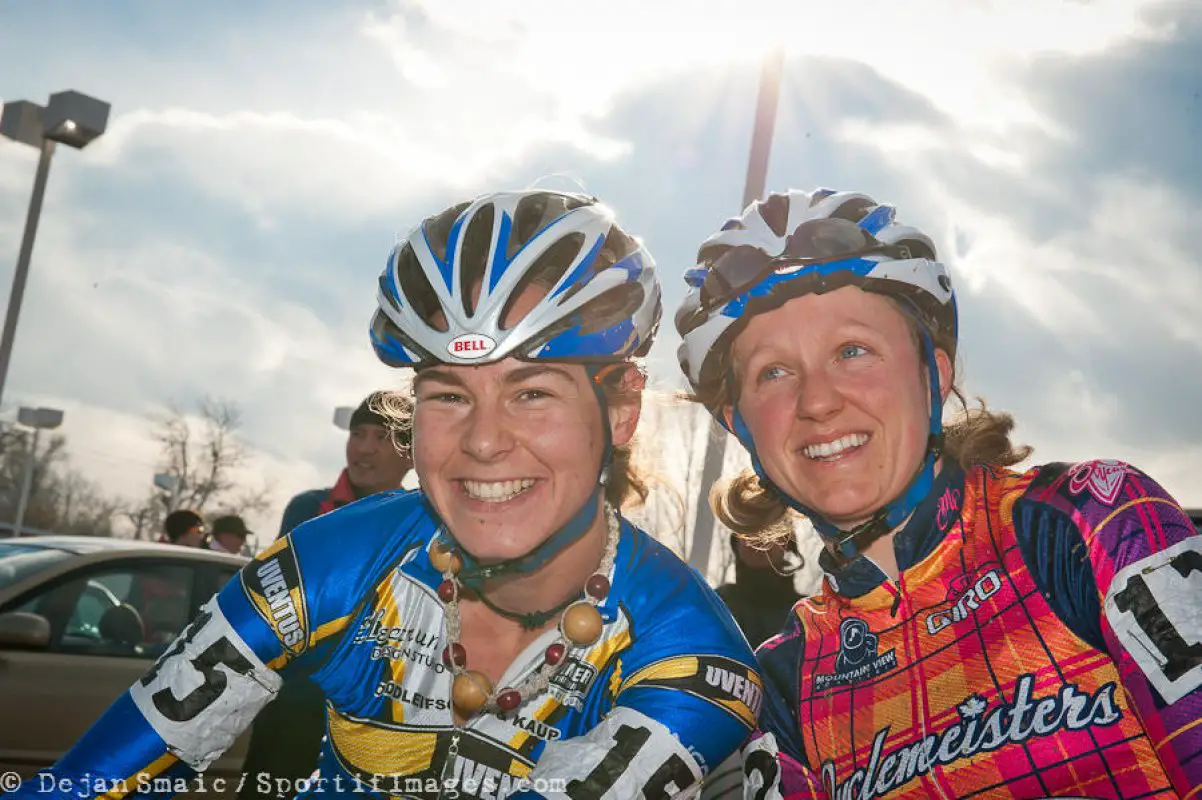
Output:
[0,536,250,796]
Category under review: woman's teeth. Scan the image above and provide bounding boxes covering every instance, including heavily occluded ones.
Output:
[462,479,535,502]
[803,433,869,460]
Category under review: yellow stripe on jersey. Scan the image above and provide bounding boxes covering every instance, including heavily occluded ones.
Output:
[618,654,762,729]
[327,710,438,775]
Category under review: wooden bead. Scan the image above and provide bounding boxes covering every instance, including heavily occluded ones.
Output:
[437,580,457,603]
[430,542,462,575]
[544,642,566,666]
[585,574,610,600]
[561,601,603,646]
[442,643,467,668]
[452,670,492,717]
[496,688,523,712]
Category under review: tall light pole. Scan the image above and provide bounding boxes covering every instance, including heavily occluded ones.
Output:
[0,91,111,408]
[12,405,64,536]
[687,49,786,574]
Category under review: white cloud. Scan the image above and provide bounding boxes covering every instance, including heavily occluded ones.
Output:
[944,175,1202,348]
[11,0,1164,228]
[3,0,1198,550]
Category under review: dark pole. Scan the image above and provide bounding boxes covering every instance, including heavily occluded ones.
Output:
[0,137,57,406]
[687,49,785,574]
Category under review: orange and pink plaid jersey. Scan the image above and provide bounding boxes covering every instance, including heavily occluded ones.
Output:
[746,460,1202,799]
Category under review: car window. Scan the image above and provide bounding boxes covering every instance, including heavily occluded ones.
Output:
[217,565,242,588]
[13,561,197,658]
[0,544,73,591]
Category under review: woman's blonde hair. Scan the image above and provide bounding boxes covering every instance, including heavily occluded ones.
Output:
[373,363,651,512]
[696,313,1032,539]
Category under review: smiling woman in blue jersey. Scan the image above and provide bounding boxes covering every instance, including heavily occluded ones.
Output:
[11,190,759,800]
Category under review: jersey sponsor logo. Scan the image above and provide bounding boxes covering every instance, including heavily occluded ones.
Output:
[374,678,451,711]
[820,673,1122,800]
[815,618,897,691]
[370,641,450,673]
[447,333,496,359]
[512,714,562,742]
[243,545,309,656]
[926,569,1002,635]
[935,484,963,531]
[550,656,599,708]
[444,755,544,799]
[618,654,761,728]
[131,597,282,770]
[1105,536,1202,703]
[1067,460,1129,506]
[355,608,441,648]
[329,721,538,799]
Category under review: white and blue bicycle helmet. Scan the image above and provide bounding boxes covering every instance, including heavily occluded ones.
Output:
[675,188,957,561]
[371,190,660,369]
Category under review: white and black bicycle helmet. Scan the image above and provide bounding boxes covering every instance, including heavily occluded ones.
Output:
[675,188,957,558]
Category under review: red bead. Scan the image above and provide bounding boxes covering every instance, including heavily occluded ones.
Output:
[442,643,467,668]
[437,580,456,603]
[496,689,523,712]
[544,642,566,665]
[585,574,610,600]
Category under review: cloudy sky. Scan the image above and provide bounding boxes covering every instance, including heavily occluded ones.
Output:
[2,0,1200,560]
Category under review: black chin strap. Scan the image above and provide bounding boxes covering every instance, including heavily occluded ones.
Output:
[450,486,605,588]
[472,588,582,630]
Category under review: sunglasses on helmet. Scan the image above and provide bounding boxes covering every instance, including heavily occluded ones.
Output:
[690,217,913,312]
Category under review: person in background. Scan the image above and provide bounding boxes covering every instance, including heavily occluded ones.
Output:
[715,528,802,650]
[236,391,414,799]
[205,514,254,556]
[158,509,204,547]
[277,391,413,536]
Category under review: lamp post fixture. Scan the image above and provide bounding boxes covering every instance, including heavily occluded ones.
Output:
[333,406,355,432]
[153,473,182,512]
[0,90,111,407]
[12,405,65,537]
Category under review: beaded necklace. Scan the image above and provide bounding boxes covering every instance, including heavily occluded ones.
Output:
[431,504,619,718]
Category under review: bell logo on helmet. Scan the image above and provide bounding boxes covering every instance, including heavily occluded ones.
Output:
[447,333,497,359]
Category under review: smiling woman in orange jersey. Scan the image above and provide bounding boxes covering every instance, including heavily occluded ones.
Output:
[14,190,759,800]
[676,187,1202,799]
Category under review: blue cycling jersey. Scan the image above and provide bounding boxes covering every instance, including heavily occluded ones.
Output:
[11,491,759,799]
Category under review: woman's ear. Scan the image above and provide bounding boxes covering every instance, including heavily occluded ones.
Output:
[604,365,646,448]
[935,347,954,403]
[607,393,641,448]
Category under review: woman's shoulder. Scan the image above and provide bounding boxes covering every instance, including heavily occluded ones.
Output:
[614,519,751,639]
[616,519,716,599]
[1010,458,1176,510]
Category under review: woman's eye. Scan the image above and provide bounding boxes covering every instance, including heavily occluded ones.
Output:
[839,344,868,360]
[420,392,464,404]
[758,366,787,383]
